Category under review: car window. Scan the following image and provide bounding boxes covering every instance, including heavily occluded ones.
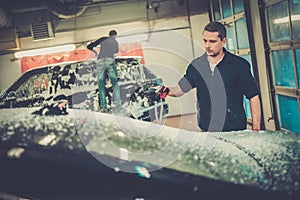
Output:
[15,73,50,99]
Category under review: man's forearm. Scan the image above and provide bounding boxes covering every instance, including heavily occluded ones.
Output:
[167,84,184,97]
[250,95,261,131]
[92,49,98,57]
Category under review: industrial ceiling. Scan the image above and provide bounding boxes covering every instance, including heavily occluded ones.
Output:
[0,0,209,53]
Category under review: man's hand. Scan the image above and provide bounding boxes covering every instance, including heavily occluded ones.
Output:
[87,42,94,51]
[157,85,169,99]
[87,42,98,57]
[150,85,170,100]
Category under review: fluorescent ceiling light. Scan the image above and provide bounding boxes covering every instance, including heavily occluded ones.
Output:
[274,15,300,24]
[117,34,148,44]
[14,44,76,58]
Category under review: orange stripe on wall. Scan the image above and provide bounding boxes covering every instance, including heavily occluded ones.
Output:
[20,42,144,73]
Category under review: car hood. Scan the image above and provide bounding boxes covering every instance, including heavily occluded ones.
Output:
[0,108,300,199]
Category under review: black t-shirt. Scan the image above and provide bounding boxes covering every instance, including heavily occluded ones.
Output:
[178,48,259,131]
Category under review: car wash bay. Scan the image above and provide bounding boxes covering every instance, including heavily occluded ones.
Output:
[0,0,299,134]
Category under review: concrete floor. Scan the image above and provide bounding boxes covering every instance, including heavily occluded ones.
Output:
[160,113,253,132]
[159,113,201,132]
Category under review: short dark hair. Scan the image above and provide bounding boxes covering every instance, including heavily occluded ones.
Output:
[203,21,226,40]
[109,30,117,37]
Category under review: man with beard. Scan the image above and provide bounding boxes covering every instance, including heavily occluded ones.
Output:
[161,21,261,132]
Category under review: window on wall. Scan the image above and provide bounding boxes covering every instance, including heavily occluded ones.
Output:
[233,0,244,14]
[210,0,255,123]
[226,24,237,50]
[296,49,300,88]
[276,94,300,133]
[221,0,232,19]
[290,0,300,39]
[212,0,221,21]
[271,50,296,88]
[235,18,250,49]
[266,0,300,134]
[267,1,290,42]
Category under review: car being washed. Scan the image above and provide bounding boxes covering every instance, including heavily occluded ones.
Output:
[0,107,299,200]
[0,56,169,121]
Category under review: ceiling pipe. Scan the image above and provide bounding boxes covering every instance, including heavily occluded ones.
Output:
[44,0,90,19]
[47,0,139,19]
[48,6,88,19]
